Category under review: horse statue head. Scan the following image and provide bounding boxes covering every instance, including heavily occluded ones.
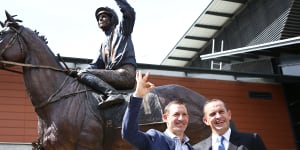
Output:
[0,11,50,66]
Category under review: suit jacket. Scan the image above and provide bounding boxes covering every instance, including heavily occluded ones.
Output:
[121,96,194,150]
[193,130,266,150]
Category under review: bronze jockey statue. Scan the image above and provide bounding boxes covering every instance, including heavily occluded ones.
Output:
[71,0,136,109]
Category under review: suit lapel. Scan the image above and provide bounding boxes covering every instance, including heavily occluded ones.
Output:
[203,136,213,150]
[228,142,238,150]
[228,131,240,150]
[163,131,174,150]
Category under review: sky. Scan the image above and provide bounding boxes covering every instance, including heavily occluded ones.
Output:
[0,0,212,64]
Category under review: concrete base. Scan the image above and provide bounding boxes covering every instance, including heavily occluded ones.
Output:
[0,143,31,150]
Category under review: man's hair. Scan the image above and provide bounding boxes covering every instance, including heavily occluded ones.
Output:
[203,99,229,114]
[164,100,187,114]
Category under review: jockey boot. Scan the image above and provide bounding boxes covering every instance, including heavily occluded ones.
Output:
[78,73,125,109]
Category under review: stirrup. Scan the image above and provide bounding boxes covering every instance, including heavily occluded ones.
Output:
[98,95,125,109]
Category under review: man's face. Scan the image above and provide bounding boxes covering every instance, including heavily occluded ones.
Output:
[203,100,231,135]
[97,13,111,30]
[163,104,189,136]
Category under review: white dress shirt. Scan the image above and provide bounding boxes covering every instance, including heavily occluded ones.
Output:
[164,129,190,150]
[212,128,231,150]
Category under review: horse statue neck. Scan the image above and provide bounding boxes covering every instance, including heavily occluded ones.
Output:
[20,27,68,109]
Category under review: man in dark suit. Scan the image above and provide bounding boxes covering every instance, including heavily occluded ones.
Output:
[193,99,266,150]
[121,71,194,150]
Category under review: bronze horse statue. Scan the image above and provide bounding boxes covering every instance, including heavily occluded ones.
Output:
[0,11,210,149]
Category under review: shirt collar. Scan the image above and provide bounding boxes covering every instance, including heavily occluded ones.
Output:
[164,129,190,143]
[212,128,231,143]
[223,128,231,141]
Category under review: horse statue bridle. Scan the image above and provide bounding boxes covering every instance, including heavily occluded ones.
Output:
[0,26,24,71]
[0,25,67,74]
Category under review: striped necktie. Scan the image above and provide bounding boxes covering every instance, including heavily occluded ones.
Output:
[218,136,225,150]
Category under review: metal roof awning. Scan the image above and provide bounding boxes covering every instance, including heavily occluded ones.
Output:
[200,36,300,61]
[161,0,247,67]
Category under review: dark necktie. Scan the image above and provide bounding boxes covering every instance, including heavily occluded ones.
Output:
[218,136,225,150]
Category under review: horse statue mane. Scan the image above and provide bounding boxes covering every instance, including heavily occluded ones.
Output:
[0,11,211,150]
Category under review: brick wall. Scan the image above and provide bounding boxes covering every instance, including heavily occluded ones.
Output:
[0,69,37,143]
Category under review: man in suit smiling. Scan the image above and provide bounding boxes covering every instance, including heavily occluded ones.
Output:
[193,99,266,150]
[121,71,194,150]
